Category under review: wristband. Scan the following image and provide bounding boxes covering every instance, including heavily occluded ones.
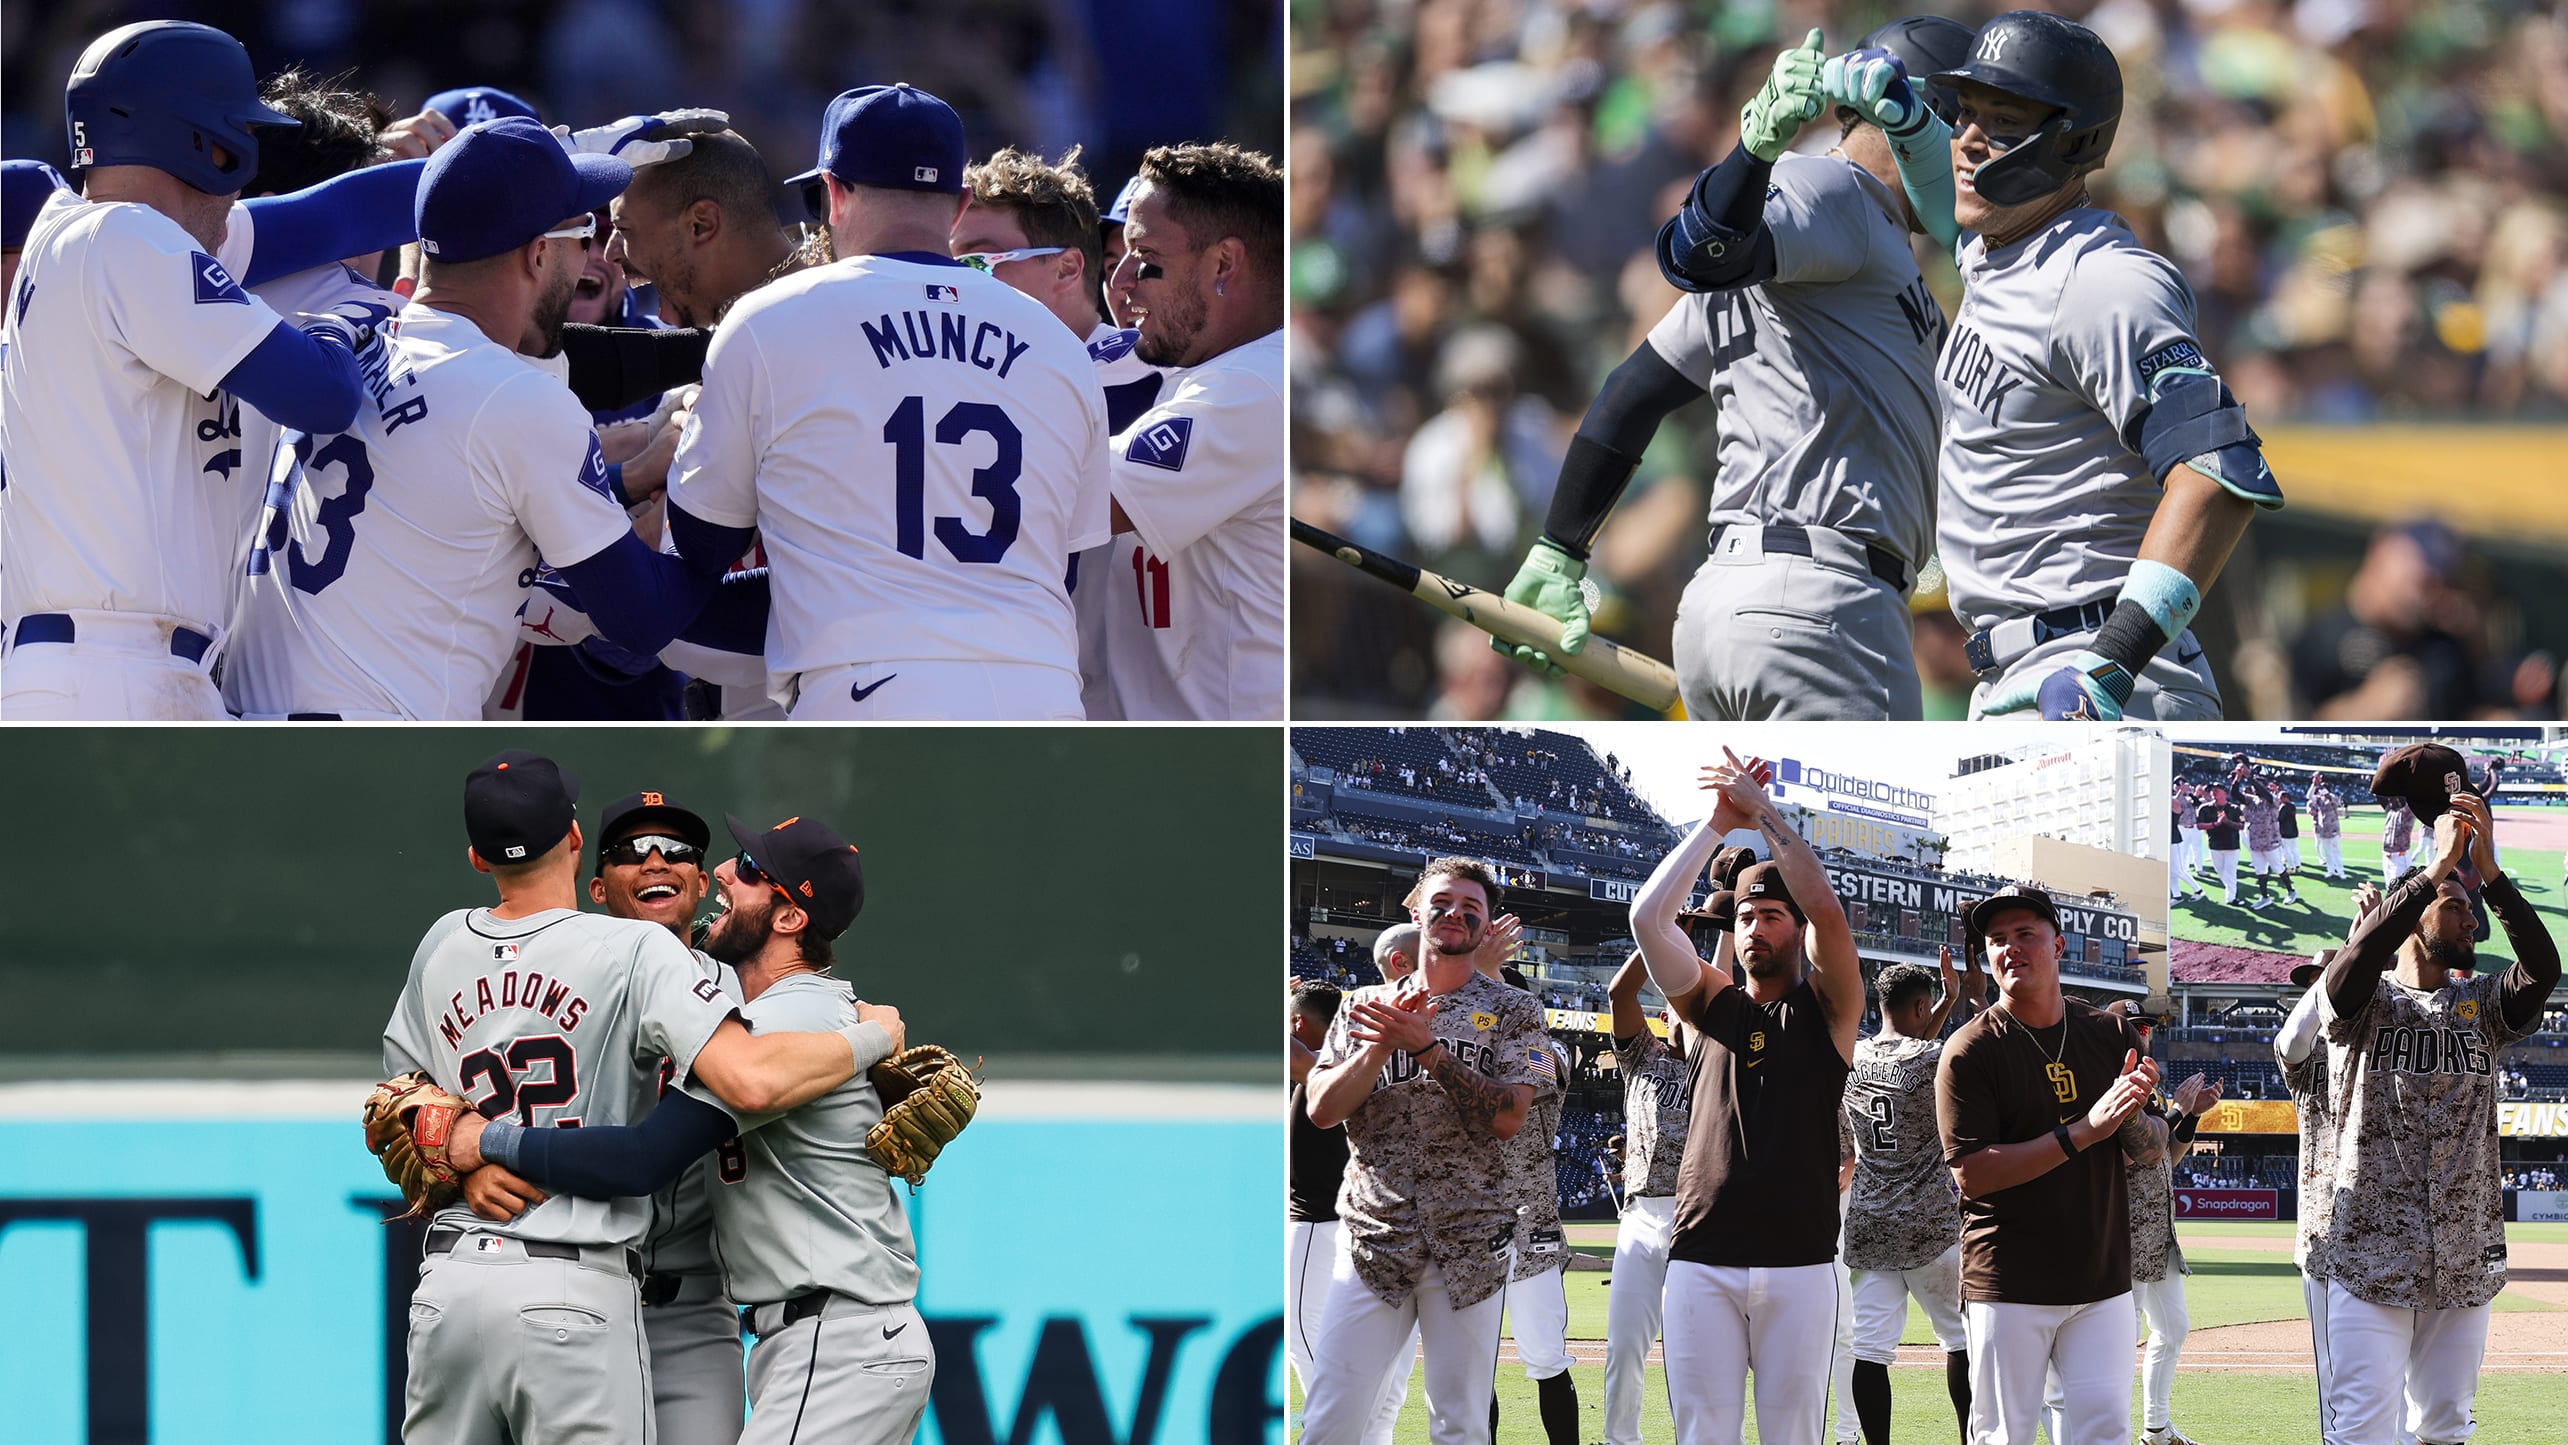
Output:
[2170,1113,2201,1145]
[2054,1123,2077,1158]
[606,463,632,509]
[479,1119,524,1170]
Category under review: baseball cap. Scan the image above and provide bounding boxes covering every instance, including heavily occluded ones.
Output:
[597,791,711,854]
[1734,861,1803,921]
[2292,948,2335,988]
[1677,886,1736,927]
[1968,884,2060,941]
[424,86,539,127]
[464,750,580,865]
[3,160,68,250]
[1102,174,1145,226]
[416,116,630,263]
[726,813,866,940]
[784,84,966,195]
[2370,742,2475,823]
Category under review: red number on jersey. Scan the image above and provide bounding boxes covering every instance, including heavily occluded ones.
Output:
[1130,547,1171,629]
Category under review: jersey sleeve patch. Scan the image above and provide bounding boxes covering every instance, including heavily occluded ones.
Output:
[191,252,250,306]
[574,431,615,502]
[2136,338,2208,386]
[1125,414,1193,472]
[1086,328,1139,363]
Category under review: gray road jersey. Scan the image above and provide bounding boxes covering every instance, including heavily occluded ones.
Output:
[1645,152,1943,569]
[1937,209,2224,628]
[381,907,736,1249]
[692,973,919,1307]
[1613,1029,1692,1197]
[1503,1038,1567,1280]
[2320,969,2531,1310]
[641,949,743,1278]
[2280,1038,2335,1277]
[1843,1033,1960,1272]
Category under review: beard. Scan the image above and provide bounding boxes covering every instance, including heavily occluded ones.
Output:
[702,892,776,966]
[2420,932,2474,973]
[1133,281,1205,366]
[1741,946,1793,981]
[529,264,579,358]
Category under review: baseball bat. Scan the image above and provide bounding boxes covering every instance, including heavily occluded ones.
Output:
[1290,518,1682,711]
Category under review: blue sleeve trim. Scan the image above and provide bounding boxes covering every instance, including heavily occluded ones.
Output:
[668,502,760,586]
[506,1089,737,1198]
[219,321,363,435]
[1655,143,1780,293]
[552,531,717,656]
[678,568,770,655]
[239,160,428,287]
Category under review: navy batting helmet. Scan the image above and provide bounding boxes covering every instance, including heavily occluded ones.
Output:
[1854,15,1979,126]
[1932,10,2121,207]
[65,22,299,197]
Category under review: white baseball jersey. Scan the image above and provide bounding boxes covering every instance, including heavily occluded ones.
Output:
[1078,328,1284,720]
[382,906,739,1250]
[225,301,634,718]
[0,192,271,629]
[1070,323,1166,720]
[667,254,1112,696]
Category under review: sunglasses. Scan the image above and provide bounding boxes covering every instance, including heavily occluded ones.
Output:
[733,852,803,910]
[955,246,1066,272]
[602,835,702,867]
[541,214,598,251]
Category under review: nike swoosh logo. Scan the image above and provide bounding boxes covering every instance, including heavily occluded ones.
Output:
[884,1321,908,1339]
[849,674,898,702]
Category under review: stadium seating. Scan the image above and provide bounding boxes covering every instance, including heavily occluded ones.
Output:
[1293,730,1494,809]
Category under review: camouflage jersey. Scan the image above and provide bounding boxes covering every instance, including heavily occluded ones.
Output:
[2125,1096,2185,1284]
[1504,1034,1569,1282]
[2382,801,2415,855]
[1843,1032,1960,1272]
[2308,786,2343,840]
[1318,972,1559,1308]
[1612,1026,1693,1198]
[2278,1021,2336,1278]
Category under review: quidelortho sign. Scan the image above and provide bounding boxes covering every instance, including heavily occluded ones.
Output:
[0,1084,1281,1445]
[1772,758,1934,823]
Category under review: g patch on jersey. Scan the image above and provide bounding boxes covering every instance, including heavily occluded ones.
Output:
[575,431,614,502]
[1086,328,1138,364]
[1125,415,1193,472]
[192,252,249,306]
[2136,339,2208,387]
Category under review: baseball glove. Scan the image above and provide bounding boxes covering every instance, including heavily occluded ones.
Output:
[865,1045,982,1187]
[363,1072,473,1219]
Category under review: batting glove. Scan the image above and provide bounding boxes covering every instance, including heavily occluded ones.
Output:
[553,109,732,167]
[1740,30,1828,163]
[1494,537,1591,676]
[295,301,393,356]
[1982,648,2134,721]
[1822,47,1928,138]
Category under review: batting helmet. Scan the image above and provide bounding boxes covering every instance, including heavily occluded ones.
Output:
[1931,10,2121,207]
[64,22,298,198]
[1853,15,1979,126]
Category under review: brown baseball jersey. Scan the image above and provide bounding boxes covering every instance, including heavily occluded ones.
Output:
[1318,972,1559,1308]
[2124,1097,2184,1284]
[1613,1027,1693,1197]
[2278,1031,2335,1278]
[1505,1034,1570,1281]
[1669,976,1854,1269]
[1843,1032,1961,1272]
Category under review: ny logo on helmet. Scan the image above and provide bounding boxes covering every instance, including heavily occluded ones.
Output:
[1980,30,2011,61]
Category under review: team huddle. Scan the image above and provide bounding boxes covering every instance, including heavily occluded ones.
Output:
[1496,12,2282,723]
[354,750,977,1444]
[1285,748,2510,1445]
[0,20,1284,721]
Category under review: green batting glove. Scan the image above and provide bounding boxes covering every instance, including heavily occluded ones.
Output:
[1740,29,1828,163]
[1494,538,1591,675]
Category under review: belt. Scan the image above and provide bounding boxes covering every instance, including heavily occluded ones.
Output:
[638,1271,725,1308]
[745,1289,835,1340]
[1708,523,1908,592]
[12,611,213,662]
[287,713,341,721]
[1963,601,2116,676]
[423,1226,641,1277]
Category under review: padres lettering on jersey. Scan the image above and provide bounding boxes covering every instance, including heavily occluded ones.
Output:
[1611,1029,1691,1197]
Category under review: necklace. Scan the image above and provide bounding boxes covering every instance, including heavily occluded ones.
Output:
[2002,1003,2079,1105]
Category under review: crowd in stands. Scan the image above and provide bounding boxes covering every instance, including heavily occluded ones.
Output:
[2505,1167,2566,1192]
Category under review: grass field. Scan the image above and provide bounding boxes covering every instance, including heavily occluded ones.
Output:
[1295,1223,2567,1444]
[2172,809,2568,958]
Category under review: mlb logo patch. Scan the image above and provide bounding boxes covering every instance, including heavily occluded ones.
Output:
[474,1235,506,1254]
[1125,415,1193,472]
[504,845,528,860]
[492,943,521,962]
[574,432,615,503]
[1086,329,1138,363]
[914,166,939,184]
[925,284,961,303]
[192,252,248,306]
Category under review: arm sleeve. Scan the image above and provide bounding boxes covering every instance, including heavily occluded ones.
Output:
[1111,365,1283,559]
[488,1089,737,1198]
[219,321,365,435]
[1883,110,1959,253]
[2323,867,2441,1031]
[664,322,767,530]
[624,930,739,1083]
[97,210,297,397]
[237,160,428,287]
[2485,873,2562,1036]
[1542,344,1703,555]
[672,565,770,654]
[2275,986,2326,1067]
[667,503,761,587]
[556,324,712,412]
[552,531,722,656]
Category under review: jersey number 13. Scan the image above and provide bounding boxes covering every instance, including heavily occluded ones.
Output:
[884,396,1021,564]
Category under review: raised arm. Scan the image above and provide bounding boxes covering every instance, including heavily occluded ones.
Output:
[2456,792,2565,1031]
[1919,945,1963,1038]
[2324,814,2469,1020]
[1608,952,1653,1040]
[1716,753,1861,1054]
[1632,816,1729,1007]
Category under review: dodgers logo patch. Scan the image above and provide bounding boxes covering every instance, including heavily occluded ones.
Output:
[925,283,961,303]
[2137,338,2208,386]
[1086,328,1138,363]
[575,432,615,502]
[1125,415,1193,471]
[192,252,248,306]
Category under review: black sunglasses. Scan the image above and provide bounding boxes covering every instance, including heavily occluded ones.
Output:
[601,835,702,867]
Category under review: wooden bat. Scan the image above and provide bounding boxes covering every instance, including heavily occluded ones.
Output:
[1291,518,1681,711]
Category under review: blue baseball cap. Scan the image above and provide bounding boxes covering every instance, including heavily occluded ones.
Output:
[784,84,966,195]
[3,160,69,250]
[1102,174,1145,226]
[425,86,539,127]
[416,117,630,264]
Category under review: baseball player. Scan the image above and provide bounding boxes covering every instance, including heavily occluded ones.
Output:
[2309,775,2349,879]
[2169,790,2198,902]
[1935,885,2161,1445]
[2315,778,2558,1445]
[0,160,68,536]
[0,21,399,718]
[2173,782,2205,885]
[1632,751,1865,1445]
[2277,939,2358,1444]
[1497,17,1978,721]
[378,752,899,1445]
[1844,953,1980,1445]
[1301,857,1556,1445]
[664,85,1111,719]
[1078,142,1285,720]
[2197,787,2243,905]
[1491,964,1579,1445]
[1290,981,1353,1399]
[2381,797,2417,881]
[1602,950,1699,1445]
[1876,10,2285,720]
[1099,175,1143,318]
[2241,777,2300,910]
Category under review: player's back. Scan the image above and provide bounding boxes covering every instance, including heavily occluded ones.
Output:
[227,300,631,718]
[383,906,736,1249]
[672,256,1112,684]
[0,193,266,627]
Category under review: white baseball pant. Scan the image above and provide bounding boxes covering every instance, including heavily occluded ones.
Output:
[1831,1257,1859,1444]
[1299,1257,1503,1445]
[1851,1246,1968,1363]
[2383,846,2413,882]
[2133,1273,2189,1433]
[1663,1259,1840,1445]
[2287,835,2305,867]
[2176,827,2202,873]
[2320,835,2344,876]
[2305,1272,2345,1445]
[1605,1194,1676,1445]
[2321,1281,2487,1445]
[2253,842,2292,874]
[643,1277,745,1445]
[781,659,1083,720]
[1965,1294,2134,1445]
[1506,1260,1573,1378]
[1289,1220,1410,1445]
[1,612,227,720]
[2211,848,2239,900]
[2170,853,2196,899]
